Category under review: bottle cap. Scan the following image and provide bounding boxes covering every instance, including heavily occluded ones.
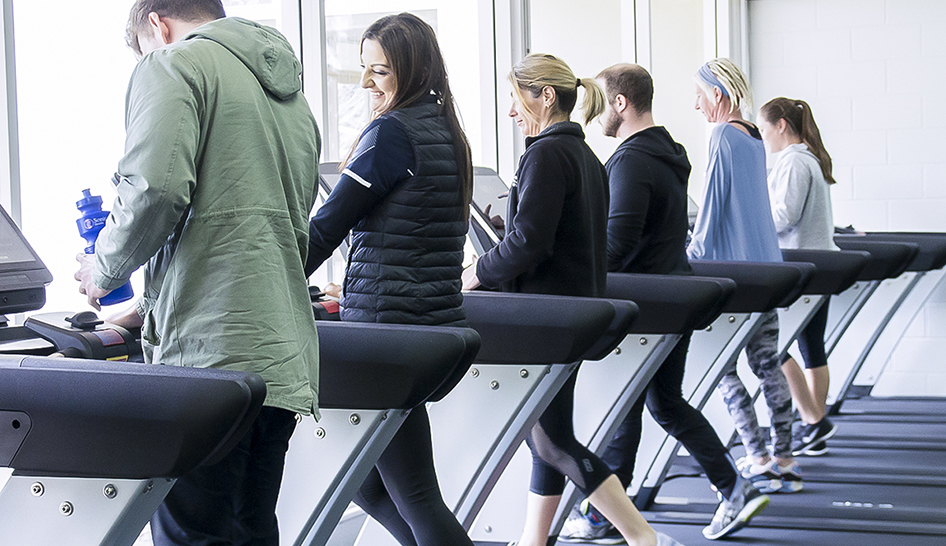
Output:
[76,188,103,212]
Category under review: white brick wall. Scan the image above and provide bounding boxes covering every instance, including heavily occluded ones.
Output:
[749,0,946,396]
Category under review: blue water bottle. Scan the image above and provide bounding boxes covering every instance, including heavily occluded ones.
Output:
[76,189,134,306]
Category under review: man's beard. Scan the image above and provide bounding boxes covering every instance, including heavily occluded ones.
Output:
[603,106,622,138]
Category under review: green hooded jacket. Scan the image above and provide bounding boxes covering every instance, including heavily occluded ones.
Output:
[94,17,320,416]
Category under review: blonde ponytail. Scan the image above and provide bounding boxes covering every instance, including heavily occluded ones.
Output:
[510,54,602,126]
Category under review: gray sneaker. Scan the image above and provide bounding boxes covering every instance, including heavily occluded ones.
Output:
[558,501,626,544]
[702,481,770,540]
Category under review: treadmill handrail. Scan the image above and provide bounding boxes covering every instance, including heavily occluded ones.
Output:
[316,322,481,409]
[833,238,919,280]
[781,249,870,295]
[857,232,946,272]
[462,291,638,364]
[605,273,735,334]
[0,356,265,479]
[688,260,808,313]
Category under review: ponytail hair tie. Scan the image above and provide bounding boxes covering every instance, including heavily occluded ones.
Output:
[576,78,582,89]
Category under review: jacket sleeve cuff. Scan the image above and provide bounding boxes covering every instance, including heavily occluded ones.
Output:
[93,269,130,292]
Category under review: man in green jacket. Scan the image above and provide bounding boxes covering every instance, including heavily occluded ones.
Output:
[74,1,320,544]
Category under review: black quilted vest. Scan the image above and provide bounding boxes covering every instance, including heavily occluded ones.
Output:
[341,102,468,325]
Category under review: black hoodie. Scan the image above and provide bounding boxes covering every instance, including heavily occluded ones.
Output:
[606,126,692,275]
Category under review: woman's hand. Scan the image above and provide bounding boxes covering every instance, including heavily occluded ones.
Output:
[461,261,481,291]
[323,282,342,299]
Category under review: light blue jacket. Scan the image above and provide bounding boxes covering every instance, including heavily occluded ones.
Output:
[688,123,782,263]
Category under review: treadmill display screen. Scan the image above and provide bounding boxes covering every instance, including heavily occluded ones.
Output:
[0,209,37,265]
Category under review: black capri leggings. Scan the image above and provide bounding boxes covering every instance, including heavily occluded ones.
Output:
[782,296,831,369]
[526,366,614,496]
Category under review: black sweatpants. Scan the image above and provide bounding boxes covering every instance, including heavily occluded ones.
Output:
[151,406,297,546]
[600,333,739,500]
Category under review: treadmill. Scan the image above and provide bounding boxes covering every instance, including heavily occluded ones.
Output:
[0,204,266,546]
[643,234,946,546]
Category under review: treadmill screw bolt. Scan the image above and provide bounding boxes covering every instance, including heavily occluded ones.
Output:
[705,325,713,332]
[804,297,811,304]
[484,525,493,533]
[315,427,326,439]
[103,484,117,499]
[490,380,500,390]
[30,482,44,497]
[614,347,622,355]
[470,368,480,378]
[59,502,74,517]
[728,316,736,323]
[349,414,361,426]
[639,337,647,345]
[144,481,154,494]
[520,369,529,378]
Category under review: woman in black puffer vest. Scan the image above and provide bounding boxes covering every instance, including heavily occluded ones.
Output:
[304,13,473,546]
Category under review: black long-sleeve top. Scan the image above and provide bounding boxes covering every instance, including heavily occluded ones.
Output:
[606,126,693,275]
[476,121,608,297]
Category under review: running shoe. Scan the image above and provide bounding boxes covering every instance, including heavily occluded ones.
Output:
[702,480,770,540]
[558,500,625,544]
[655,531,686,546]
[802,441,829,456]
[777,462,804,493]
[736,457,782,494]
[792,418,838,456]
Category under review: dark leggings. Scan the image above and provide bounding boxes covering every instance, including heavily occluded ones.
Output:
[600,333,739,501]
[782,297,830,369]
[353,406,473,546]
[527,366,615,496]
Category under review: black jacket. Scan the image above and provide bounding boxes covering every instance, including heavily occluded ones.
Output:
[477,121,608,297]
[342,102,468,325]
[606,126,692,275]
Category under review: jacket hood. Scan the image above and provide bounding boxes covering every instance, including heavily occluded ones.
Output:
[185,17,302,100]
[618,126,691,183]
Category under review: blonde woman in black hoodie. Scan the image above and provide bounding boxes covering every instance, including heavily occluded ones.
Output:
[463,54,684,546]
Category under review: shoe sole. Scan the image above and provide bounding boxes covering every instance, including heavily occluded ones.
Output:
[793,424,839,456]
[558,530,626,545]
[702,494,771,540]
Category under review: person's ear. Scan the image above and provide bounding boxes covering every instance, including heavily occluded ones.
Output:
[777,118,789,134]
[614,94,628,113]
[542,85,556,108]
[147,12,172,46]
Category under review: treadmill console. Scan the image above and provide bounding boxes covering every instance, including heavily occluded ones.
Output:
[0,204,52,314]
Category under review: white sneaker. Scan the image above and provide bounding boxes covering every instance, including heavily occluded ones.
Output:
[655,531,687,546]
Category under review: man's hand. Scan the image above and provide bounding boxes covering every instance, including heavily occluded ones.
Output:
[106,304,144,329]
[75,253,112,311]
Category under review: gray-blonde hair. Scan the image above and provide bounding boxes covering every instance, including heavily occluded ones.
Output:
[695,57,753,114]
[509,53,606,126]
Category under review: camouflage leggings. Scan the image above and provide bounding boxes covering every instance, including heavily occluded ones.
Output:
[717,310,793,459]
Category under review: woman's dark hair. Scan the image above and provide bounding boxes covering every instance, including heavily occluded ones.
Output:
[350,12,473,214]
[760,97,836,185]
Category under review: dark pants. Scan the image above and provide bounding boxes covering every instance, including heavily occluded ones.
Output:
[527,366,614,497]
[353,406,473,546]
[600,333,739,500]
[783,296,831,369]
[151,406,297,546]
